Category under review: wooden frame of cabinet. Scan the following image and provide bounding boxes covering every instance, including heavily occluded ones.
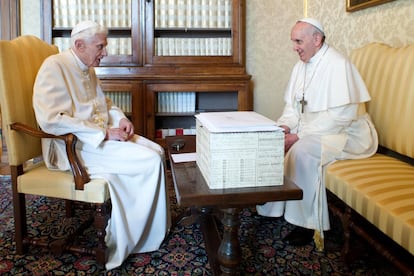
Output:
[145,77,252,145]
[1,0,19,40]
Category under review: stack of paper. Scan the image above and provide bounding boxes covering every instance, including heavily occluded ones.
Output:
[196,111,284,189]
[195,111,282,133]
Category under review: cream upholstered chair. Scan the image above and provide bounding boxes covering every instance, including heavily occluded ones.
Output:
[0,35,110,265]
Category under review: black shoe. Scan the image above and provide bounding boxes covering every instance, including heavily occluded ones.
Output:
[283,226,314,246]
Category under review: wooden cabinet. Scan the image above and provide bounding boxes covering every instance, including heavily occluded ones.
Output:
[41,0,251,143]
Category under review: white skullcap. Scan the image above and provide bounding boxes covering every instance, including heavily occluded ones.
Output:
[71,20,100,37]
[298,17,324,35]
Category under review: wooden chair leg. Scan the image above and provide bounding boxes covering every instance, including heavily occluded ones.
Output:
[13,193,28,254]
[340,207,352,264]
[11,165,28,254]
[94,202,109,266]
[327,190,353,267]
[65,200,74,217]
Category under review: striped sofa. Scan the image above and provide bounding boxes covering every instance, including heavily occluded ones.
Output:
[325,43,414,273]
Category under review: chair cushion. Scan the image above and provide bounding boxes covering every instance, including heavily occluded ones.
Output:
[18,163,110,203]
[325,154,414,255]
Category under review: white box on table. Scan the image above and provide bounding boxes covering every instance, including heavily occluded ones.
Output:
[195,111,284,189]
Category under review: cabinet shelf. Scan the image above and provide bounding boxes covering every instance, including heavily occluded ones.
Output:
[155,29,231,38]
[155,109,236,117]
[52,27,132,38]
[156,112,195,117]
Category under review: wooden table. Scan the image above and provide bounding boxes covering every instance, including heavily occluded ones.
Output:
[166,135,303,275]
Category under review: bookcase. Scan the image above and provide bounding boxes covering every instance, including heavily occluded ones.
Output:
[40,0,251,145]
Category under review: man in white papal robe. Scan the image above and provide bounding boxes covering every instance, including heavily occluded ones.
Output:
[256,18,378,250]
[33,21,170,270]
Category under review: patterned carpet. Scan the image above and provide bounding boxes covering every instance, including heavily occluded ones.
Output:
[0,173,403,275]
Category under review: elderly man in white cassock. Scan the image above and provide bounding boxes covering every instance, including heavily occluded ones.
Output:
[33,21,170,270]
[256,18,378,250]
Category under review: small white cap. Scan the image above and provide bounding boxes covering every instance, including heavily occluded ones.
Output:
[71,21,100,37]
[298,17,324,35]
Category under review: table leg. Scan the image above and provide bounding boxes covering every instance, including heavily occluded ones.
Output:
[198,207,222,275]
[218,208,242,275]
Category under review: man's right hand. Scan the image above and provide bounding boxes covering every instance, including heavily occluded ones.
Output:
[105,128,130,141]
[284,133,299,153]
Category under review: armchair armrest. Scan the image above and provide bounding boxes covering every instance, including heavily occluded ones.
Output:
[10,122,91,190]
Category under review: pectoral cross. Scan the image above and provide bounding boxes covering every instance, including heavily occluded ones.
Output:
[299,93,307,113]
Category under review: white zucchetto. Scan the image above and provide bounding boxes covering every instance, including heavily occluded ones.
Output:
[71,21,100,37]
[298,18,325,35]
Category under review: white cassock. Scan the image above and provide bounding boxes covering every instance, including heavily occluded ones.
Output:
[256,43,378,249]
[33,49,170,270]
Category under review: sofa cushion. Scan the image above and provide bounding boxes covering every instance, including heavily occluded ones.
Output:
[325,154,414,255]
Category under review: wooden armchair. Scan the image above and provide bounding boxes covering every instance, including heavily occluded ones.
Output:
[0,35,110,265]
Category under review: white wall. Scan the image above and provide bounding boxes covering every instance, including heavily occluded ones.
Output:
[308,0,414,56]
[246,0,414,121]
[245,0,303,121]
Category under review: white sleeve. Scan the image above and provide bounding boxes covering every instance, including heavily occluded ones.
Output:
[297,104,358,139]
[33,58,106,148]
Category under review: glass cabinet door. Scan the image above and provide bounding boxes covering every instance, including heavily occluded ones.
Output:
[41,0,142,66]
[145,0,244,65]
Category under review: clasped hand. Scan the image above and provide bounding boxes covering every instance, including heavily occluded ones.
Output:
[280,125,298,154]
[105,118,134,141]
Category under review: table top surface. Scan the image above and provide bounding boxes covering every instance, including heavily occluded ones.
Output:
[166,135,303,208]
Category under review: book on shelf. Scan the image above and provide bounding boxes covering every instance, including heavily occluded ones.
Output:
[177,0,186,28]
[155,37,232,56]
[53,0,132,28]
[167,0,177,28]
[157,92,196,113]
[104,91,132,113]
[154,0,232,29]
[156,127,196,138]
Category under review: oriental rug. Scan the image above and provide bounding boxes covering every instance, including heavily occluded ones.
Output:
[0,173,402,275]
